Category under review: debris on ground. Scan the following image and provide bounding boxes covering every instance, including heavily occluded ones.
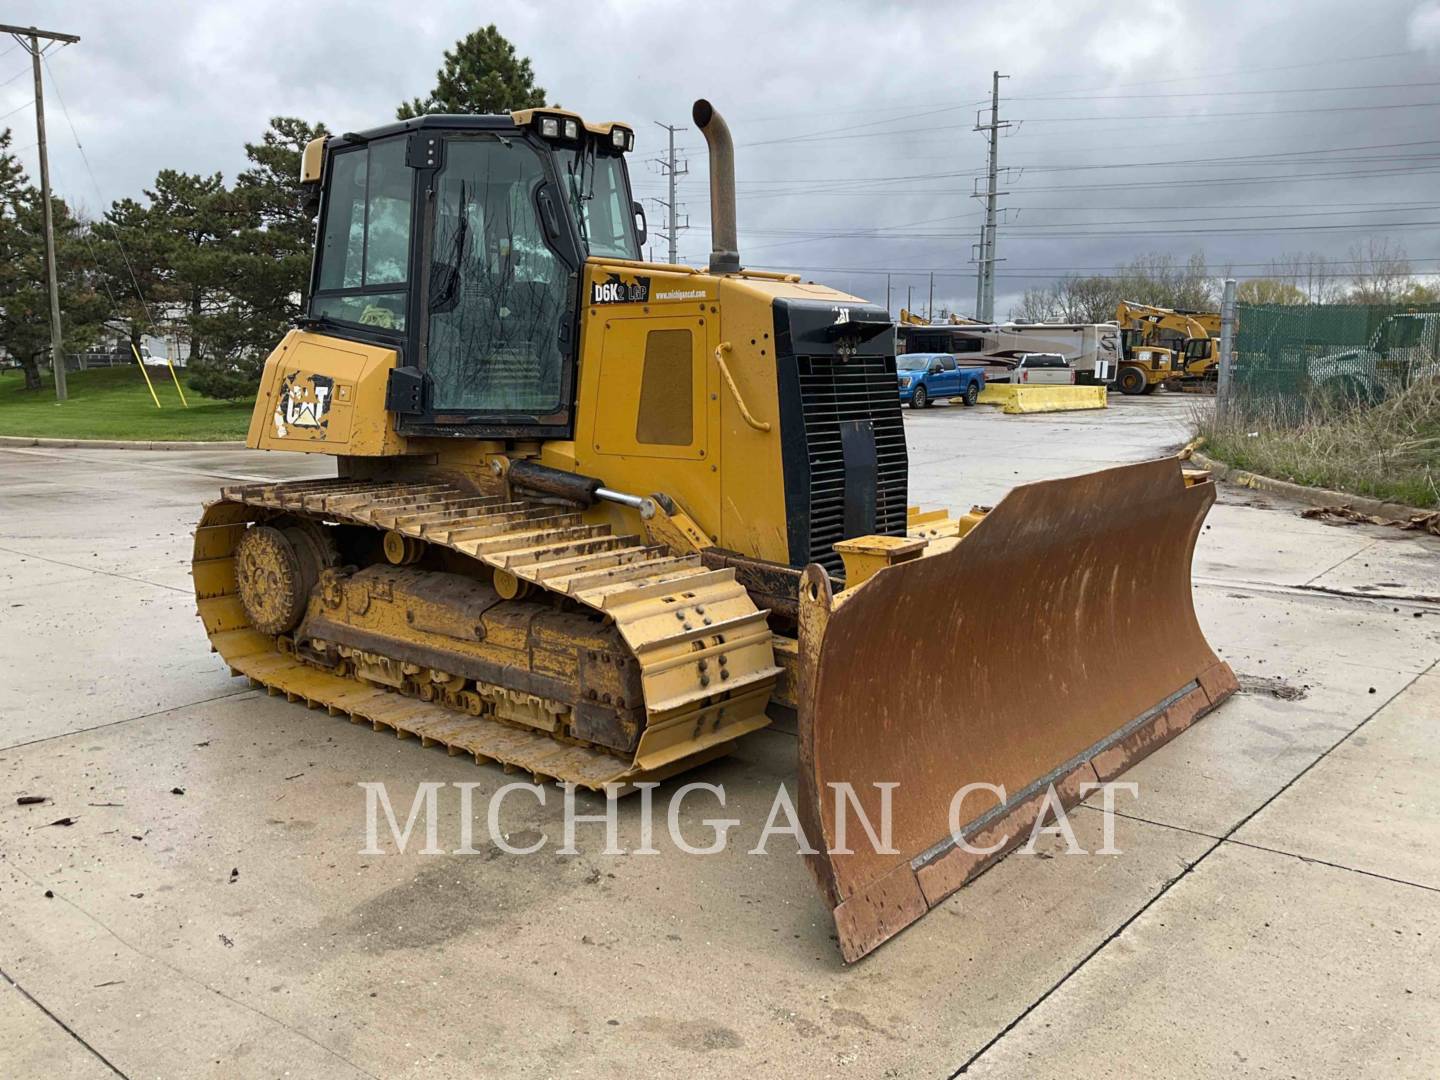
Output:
[1301,504,1440,536]
[43,889,53,898]
[170,786,185,795]
[229,868,239,884]
[44,816,78,827]
[16,795,47,805]
[1237,674,1309,701]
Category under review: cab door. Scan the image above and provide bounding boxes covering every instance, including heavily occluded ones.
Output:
[939,355,960,396]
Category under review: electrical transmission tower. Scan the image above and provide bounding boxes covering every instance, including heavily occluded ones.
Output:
[971,70,1009,323]
[648,122,688,264]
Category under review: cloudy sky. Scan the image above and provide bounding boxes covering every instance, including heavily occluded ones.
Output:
[6,0,1440,316]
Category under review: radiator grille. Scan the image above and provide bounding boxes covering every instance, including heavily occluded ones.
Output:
[795,353,909,575]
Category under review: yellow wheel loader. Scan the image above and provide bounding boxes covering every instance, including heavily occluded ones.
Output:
[193,100,1235,961]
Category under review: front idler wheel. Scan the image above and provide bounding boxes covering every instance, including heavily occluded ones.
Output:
[233,517,336,635]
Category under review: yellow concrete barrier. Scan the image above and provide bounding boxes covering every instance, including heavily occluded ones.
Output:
[976,384,1108,415]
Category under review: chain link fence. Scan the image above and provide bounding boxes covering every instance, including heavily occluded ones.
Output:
[1205,301,1440,507]
[1225,301,1440,423]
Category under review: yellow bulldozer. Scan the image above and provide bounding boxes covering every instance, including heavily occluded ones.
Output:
[193,100,1235,961]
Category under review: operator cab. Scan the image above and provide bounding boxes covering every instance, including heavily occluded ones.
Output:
[299,109,645,437]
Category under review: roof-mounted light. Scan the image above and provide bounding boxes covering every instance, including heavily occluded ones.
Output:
[563,118,579,140]
[540,117,559,138]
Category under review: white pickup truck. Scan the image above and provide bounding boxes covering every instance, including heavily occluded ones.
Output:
[1306,311,1440,402]
[1013,353,1077,385]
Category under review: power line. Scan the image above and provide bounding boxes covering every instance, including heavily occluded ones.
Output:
[741,258,1440,281]
[1026,48,1422,95]
[0,97,33,121]
[1009,78,1440,101]
[41,50,163,341]
[1020,100,1440,123]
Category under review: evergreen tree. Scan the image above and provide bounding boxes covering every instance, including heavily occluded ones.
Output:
[190,117,327,399]
[142,169,237,368]
[0,128,104,390]
[397,25,548,118]
[93,194,174,359]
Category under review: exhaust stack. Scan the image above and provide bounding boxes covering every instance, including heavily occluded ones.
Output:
[692,99,740,274]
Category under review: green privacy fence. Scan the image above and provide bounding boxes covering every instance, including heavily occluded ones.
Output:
[1228,302,1440,423]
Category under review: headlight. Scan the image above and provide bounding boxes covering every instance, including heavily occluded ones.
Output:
[540,117,559,138]
[563,119,578,140]
[898,376,912,386]
[612,127,627,149]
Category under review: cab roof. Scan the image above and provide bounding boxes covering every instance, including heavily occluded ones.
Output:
[343,110,632,145]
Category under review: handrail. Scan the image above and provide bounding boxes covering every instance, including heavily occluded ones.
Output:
[713,342,771,433]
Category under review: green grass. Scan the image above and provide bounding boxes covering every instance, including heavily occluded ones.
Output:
[1195,379,1440,509]
[0,366,255,441]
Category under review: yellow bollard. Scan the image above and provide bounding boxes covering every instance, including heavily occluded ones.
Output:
[163,349,189,407]
[130,342,162,409]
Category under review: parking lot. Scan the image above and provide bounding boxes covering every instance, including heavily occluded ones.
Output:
[3,394,1438,1078]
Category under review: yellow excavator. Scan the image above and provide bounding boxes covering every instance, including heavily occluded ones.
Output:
[1114,300,1221,392]
[193,100,1235,961]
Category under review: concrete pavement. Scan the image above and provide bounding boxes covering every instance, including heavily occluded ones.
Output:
[2,394,1437,1078]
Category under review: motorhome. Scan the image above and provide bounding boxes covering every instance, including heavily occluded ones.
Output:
[897,321,1121,384]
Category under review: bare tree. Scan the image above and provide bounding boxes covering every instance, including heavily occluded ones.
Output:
[1236,278,1307,305]
[1265,251,1345,304]
[1347,237,1414,304]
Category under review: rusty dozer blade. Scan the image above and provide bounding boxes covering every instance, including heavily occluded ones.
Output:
[795,457,1238,962]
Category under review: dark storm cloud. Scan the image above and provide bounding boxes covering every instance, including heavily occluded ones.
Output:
[6,0,1440,315]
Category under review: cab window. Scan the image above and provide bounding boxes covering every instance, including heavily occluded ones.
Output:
[311,138,413,332]
[559,148,638,260]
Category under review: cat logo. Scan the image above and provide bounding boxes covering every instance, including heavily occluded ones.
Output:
[273,371,335,439]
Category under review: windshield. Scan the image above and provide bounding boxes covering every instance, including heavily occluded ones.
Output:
[897,356,931,371]
[561,146,639,259]
[1377,317,1424,351]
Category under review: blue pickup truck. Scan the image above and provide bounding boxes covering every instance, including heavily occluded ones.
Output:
[897,353,986,409]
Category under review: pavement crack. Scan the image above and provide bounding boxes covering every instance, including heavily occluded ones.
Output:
[1299,538,1378,589]
[1295,582,1440,605]
[0,688,256,754]
[1077,807,1440,894]
[1220,838,1440,895]
[4,862,380,1080]
[951,658,1438,1077]
[0,544,189,595]
[1,965,132,1078]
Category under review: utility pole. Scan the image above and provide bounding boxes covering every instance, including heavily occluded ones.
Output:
[927,272,934,321]
[972,70,1009,323]
[906,284,913,318]
[973,224,986,322]
[649,122,688,264]
[885,273,891,317]
[3,23,80,402]
[1217,278,1237,421]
